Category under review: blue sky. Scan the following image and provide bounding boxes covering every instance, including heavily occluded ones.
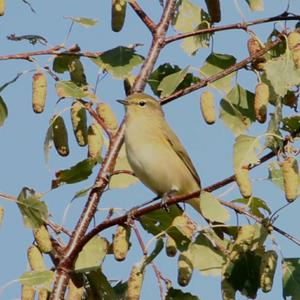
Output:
[0,1,300,299]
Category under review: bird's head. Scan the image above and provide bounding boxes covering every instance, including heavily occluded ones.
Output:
[117,93,164,119]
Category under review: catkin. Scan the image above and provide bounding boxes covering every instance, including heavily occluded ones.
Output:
[281,157,299,202]
[111,0,127,32]
[254,82,269,123]
[32,72,47,113]
[52,115,69,157]
[200,91,216,124]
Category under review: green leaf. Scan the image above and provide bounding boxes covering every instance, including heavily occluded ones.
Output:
[233,134,260,170]
[109,145,139,189]
[268,161,284,190]
[90,46,144,79]
[74,236,108,272]
[166,287,200,300]
[19,270,54,289]
[113,281,127,299]
[190,234,225,276]
[232,197,271,219]
[51,158,98,188]
[166,215,193,252]
[17,188,48,229]
[144,238,164,266]
[265,52,300,97]
[199,192,230,223]
[85,269,118,300]
[245,0,264,11]
[72,186,93,200]
[139,206,182,236]
[157,67,189,97]
[53,56,87,87]
[0,96,8,127]
[283,258,300,299]
[182,21,210,56]
[227,251,262,298]
[65,16,98,27]
[200,53,237,92]
[282,115,300,137]
[148,63,199,97]
[55,80,88,98]
[265,105,283,151]
[266,29,286,59]
[220,85,256,135]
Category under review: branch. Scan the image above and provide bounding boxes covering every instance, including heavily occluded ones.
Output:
[129,1,156,33]
[49,1,177,299]
[0,45,103,61]
[160,30,288,104]
[132,0,176,92]
[164,12,300,45]
[220,200,300,247]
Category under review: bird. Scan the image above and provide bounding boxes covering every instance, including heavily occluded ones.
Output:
[117,92,202,214]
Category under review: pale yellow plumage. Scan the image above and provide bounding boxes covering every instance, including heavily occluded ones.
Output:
[118,93,201,213]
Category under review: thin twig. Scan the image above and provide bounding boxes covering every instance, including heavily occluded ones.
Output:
[132,222,165,300]
[0,46,103,61]
[129,1,156,33]
[164,12,300,45]
[161,30,289,104]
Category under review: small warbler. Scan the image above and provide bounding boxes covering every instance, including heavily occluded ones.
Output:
[118,93,201,213]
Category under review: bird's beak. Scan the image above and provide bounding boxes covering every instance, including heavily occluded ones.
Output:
[116,99,129,106]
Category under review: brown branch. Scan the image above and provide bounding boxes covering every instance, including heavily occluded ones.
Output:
[49,1,177,299]
[133,0,176,92]
[0,45,103,61]
[160,31,288,104]
[220,200,300,247]
[132,222,165,300]
[129,1,156,33]
[164,12,300,45]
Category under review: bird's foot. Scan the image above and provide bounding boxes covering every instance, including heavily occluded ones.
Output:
[161,189,178,212]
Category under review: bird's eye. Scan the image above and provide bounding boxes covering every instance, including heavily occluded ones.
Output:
[138,101,146,107]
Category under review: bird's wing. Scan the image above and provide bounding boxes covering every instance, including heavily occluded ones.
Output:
[162,124,201,187]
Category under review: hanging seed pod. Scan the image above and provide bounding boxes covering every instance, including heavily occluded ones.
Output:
[32,72,47,113]
[127,263,145,300]
[96,102,118,132]
[247,37,266,71]
[52,115,69,156]
[38,289,49,300]
[111,0,127,32]
[281,157,299,202]
[200,91,216,125]
[21,285,35,300]
[235,168,252,198]
[166,236,177,257]
[221,278,236,300]
[33,225,53,253]
[288,31,300,50]
[71,101,88,147]
[177,250,193,287]
[113,224,131,261]
[66,278,84,300]
[0,0,5,16]
[259,250,278,293]
[288,31,300,69]
[27,245,46,271]
[204,0,221,23]
[87,123,103,158]
[69,59,87,87]
[254,82,269,123]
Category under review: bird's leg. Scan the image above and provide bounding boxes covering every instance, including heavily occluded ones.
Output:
[161,188,178,211]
